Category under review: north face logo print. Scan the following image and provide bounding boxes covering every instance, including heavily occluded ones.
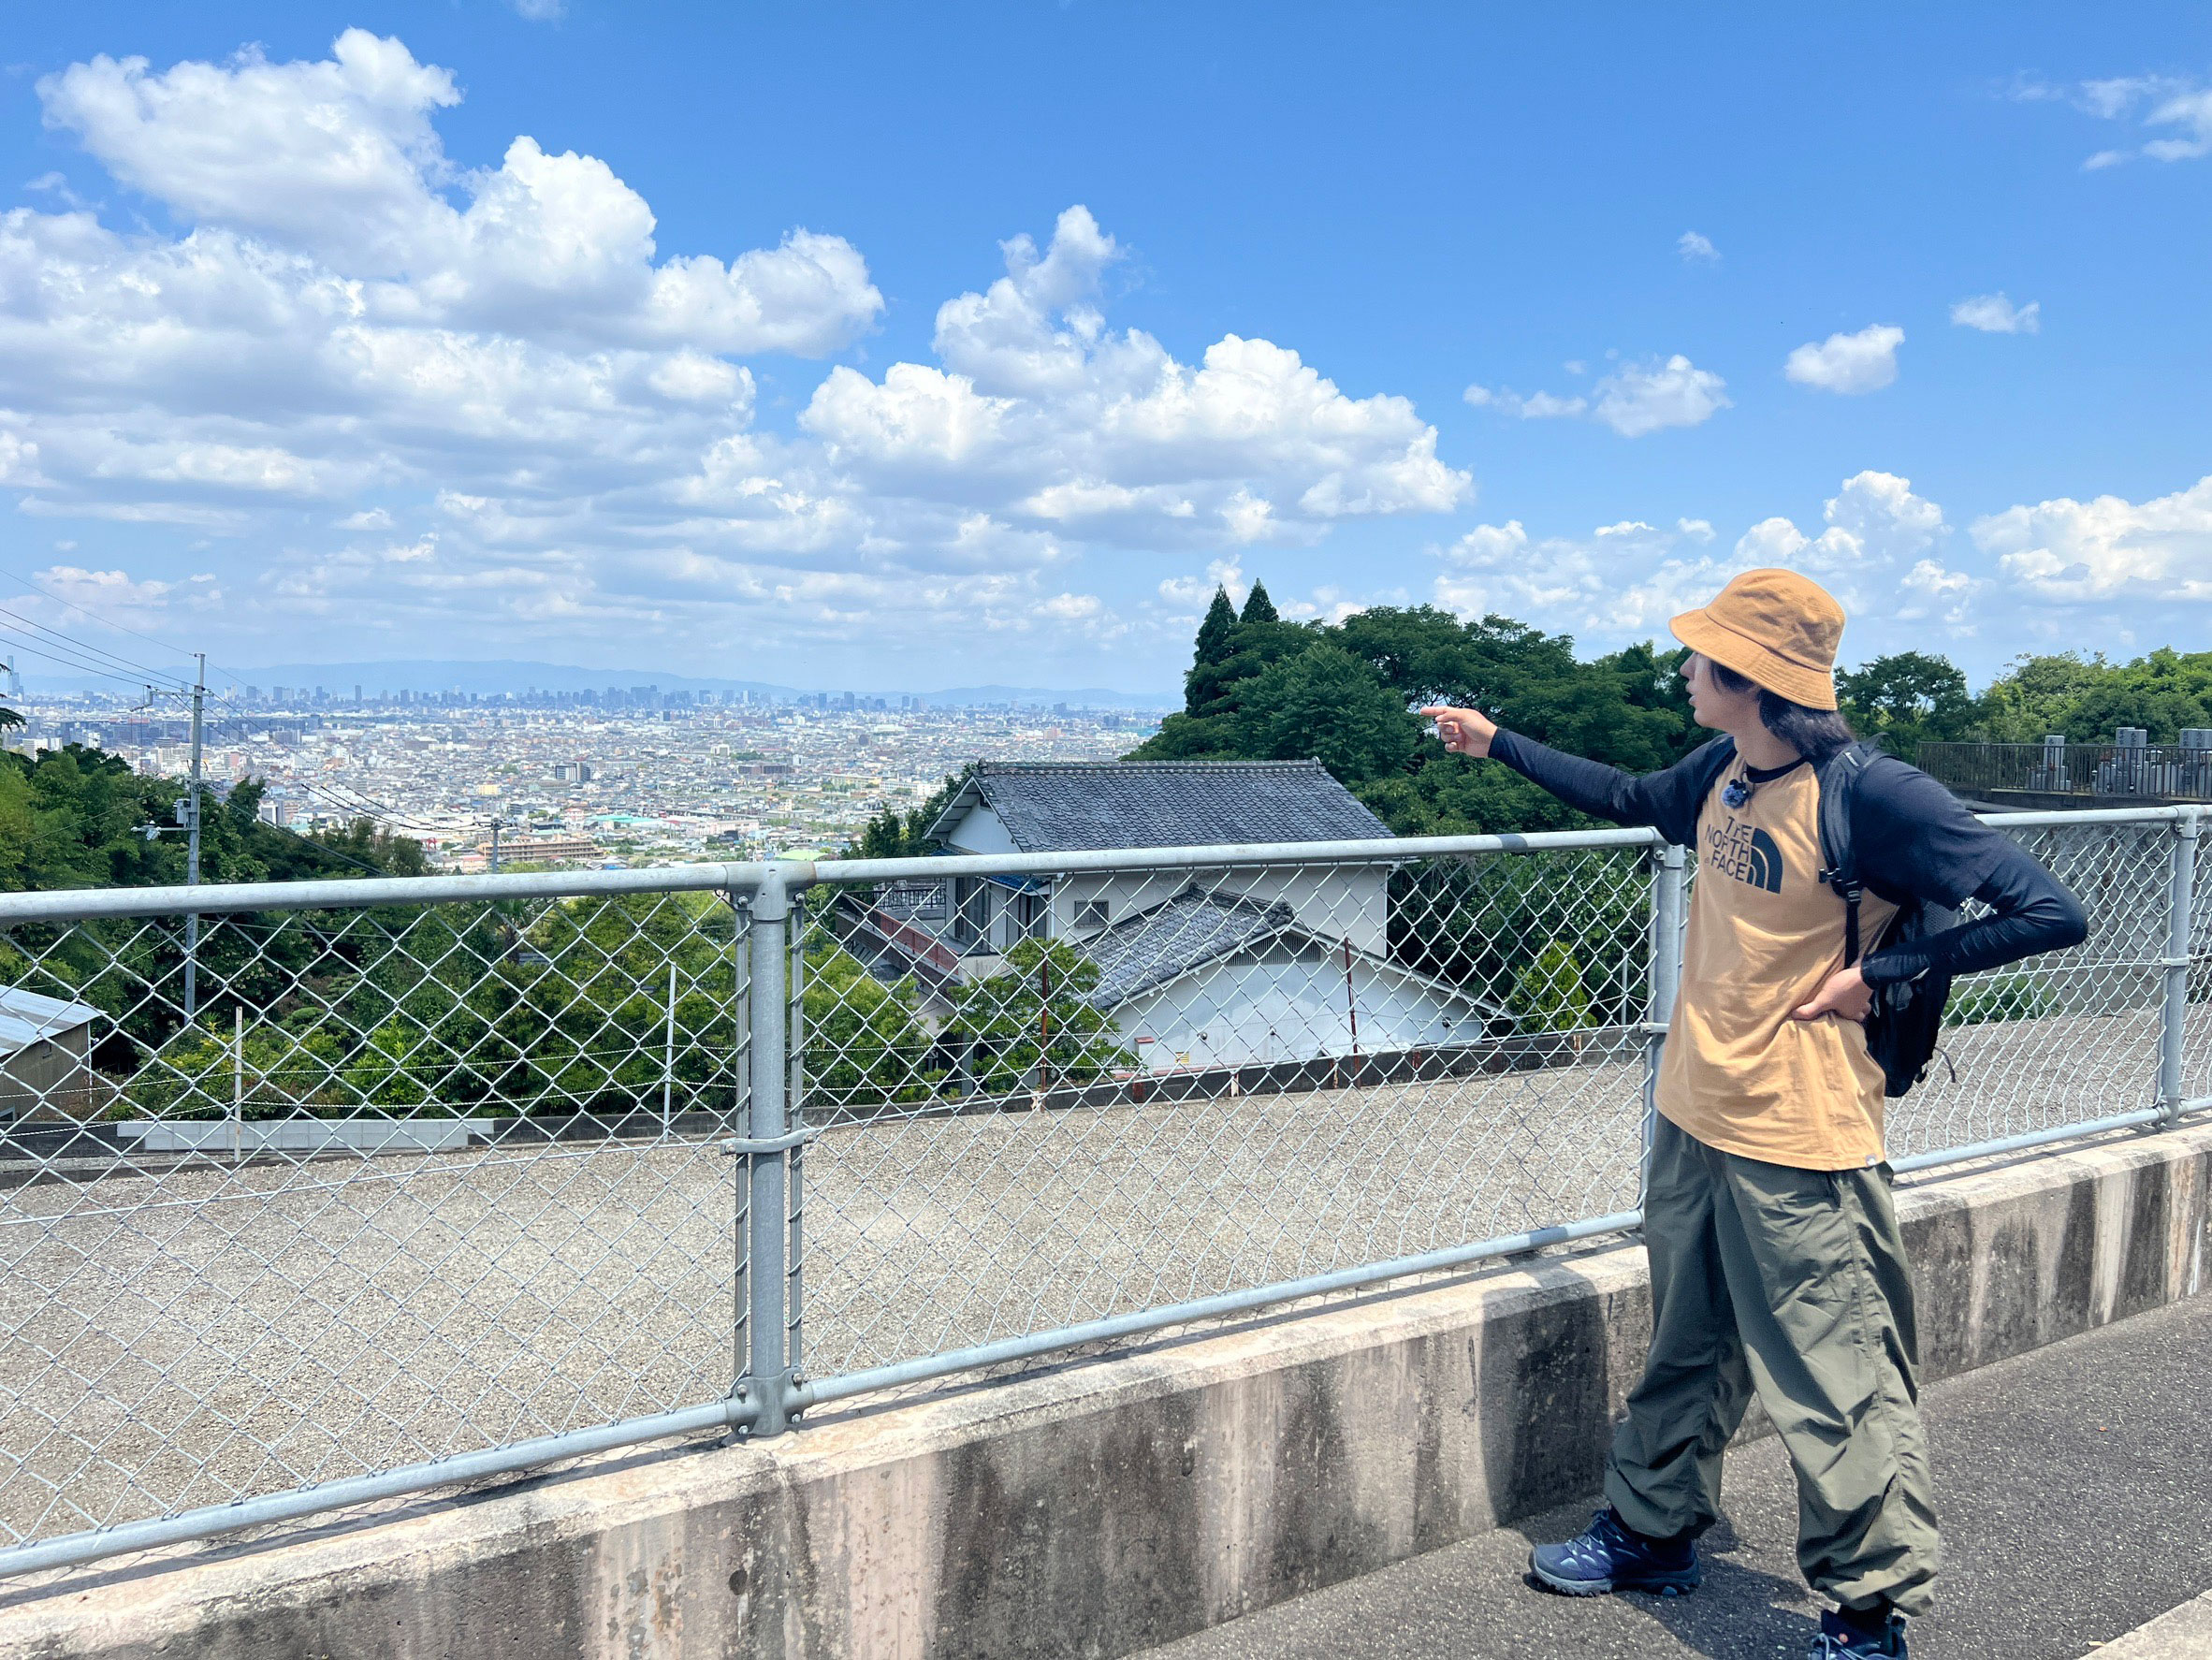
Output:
[1704,819,1785,895]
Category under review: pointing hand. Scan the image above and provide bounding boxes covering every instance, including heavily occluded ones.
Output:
[1419,706,1497,759]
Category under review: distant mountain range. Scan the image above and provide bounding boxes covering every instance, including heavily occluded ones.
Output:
[17,658,1180,710]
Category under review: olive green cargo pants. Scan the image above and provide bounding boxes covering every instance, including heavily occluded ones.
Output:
[1605,1115,1940,1618]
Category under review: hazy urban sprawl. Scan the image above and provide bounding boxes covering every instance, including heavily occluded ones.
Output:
[10,681,1161,869]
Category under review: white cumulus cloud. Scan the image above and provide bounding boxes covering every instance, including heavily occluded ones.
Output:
[0,37,1474,672]
[2020,75,2212,168]
[36,32,883,353]
[1972,475,2212,602]
[1466,353,1727,437]
[1677,230,1719,263]
[1951,293,2040,334]
[1591,355,1731,436]
[1434,472,1972,648]
[1784,324,1904,395]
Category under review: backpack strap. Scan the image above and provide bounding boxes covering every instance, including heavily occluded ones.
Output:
[1814,742,1876,968]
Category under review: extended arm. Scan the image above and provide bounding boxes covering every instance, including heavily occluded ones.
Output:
[1485,729,1731,849]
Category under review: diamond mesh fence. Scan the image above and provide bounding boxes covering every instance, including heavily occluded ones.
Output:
[793,845,1656,1382]
[0,810,2202,1572]
[0,883,750,1557]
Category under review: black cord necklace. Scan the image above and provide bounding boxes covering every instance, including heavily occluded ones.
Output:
[1724,753,1810,809]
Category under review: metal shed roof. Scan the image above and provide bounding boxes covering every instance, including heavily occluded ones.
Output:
[0,988,100,1059]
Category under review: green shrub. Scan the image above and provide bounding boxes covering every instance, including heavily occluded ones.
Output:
[1510,939,1594,1031]
[1948,973,2053,1025]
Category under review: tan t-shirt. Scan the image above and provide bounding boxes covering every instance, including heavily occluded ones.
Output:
[1656,761,1899,1171]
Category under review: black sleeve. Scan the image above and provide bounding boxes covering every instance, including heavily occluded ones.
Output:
[1487,730,1729,848]
[1855,764,2089,983]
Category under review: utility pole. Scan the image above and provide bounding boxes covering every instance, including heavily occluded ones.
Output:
[182,653,205,1021]
[488,817,502,874]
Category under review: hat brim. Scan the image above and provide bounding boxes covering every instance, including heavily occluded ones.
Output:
[1670,607,1838,710]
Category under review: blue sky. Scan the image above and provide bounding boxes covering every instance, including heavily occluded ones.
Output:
[1,4,2207,692]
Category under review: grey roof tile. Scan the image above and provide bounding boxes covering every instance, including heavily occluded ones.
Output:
[934,760,1391,853]
[1083,890,1297,1010]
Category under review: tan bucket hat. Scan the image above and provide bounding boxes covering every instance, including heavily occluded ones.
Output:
[1669,568,1844,710]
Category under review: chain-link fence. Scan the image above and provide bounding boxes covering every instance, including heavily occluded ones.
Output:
[2,808,2205,1575]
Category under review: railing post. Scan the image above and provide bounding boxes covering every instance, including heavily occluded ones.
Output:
[741,862,797,1435]
[2160,807,2198,1131]
[1641,840,1688,1202]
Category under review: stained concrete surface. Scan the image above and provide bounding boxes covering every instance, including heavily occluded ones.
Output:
[1134,1291,2212,1660]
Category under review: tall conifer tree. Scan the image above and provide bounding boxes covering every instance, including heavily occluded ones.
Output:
[1186,588,1239,715]
[1240,580,1278,625]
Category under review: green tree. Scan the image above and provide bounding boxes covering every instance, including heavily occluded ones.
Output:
[308,814,430,875]
[1185,587,1240,717]
[1510,939,1594,1031]
[1239,580,1279,625]
[940,939,1129,1096]
[1390,851,1645,1027]
[856,804,933,859]
[1967,648,2212,744]
[127,1012,350,1118]
[1839,651,1973,759]
[800,941,934,1111]
[1232,643,1419,781]
[850,766,971,858]
[342,1016,437,1107]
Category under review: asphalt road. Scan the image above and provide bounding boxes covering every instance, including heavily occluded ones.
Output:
[1134,1292,2212,1660]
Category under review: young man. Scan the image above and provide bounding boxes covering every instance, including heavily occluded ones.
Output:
[1420,569,2087,1660]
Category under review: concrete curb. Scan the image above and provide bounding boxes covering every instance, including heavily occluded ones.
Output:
[5,1119,2207,1660]
[2099,1586,2212,1658]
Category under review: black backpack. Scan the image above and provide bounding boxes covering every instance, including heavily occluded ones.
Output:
[1813,743,1958,1098]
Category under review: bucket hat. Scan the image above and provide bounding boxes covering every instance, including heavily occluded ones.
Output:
[1670,568,1844,711]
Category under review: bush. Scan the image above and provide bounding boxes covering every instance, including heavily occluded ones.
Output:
[1948,973,2053,1026]
[1510,939,1594,1032]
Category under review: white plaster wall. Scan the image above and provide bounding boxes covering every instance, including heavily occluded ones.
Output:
[1054,866,1390,954]
[944,805,1021,856]
[1113,943,1478,1070]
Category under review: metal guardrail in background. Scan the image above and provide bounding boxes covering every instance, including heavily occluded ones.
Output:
[0,809,2205,1576]
[1920,738,2212,806]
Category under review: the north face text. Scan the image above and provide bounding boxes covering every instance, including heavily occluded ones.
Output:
[1705,817,1784,895]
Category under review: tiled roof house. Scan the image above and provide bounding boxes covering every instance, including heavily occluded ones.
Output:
[838,761,1502,1074]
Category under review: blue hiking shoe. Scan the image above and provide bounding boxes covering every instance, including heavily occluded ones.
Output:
[1528,1507,1701,1597]
[1810,1608,1909,1657]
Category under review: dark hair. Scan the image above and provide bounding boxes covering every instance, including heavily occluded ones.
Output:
[1709,661,1856,761]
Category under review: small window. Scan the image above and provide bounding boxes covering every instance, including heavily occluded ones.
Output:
[1077,899,1110,932]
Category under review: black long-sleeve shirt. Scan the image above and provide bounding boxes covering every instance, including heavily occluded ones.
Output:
[1487,728,2088,985]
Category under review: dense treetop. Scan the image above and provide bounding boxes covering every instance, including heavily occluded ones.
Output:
[0,743,424,894]
[1125,588,2212,835]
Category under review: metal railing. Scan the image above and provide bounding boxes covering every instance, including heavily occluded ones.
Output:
[1,808,2206,1576]
[1920,740,2212,806]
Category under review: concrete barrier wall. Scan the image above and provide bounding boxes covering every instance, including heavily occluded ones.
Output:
[7,1120,2207,1660]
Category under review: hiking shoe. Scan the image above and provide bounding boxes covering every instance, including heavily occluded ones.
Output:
[1528,1507,1701,1596]
[1809,1608,1909,1657]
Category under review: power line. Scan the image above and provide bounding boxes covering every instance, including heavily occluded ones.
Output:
[0,606,190,691]
[0,633,171,692]
[0,567,210,679]
[298,779,430,828]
